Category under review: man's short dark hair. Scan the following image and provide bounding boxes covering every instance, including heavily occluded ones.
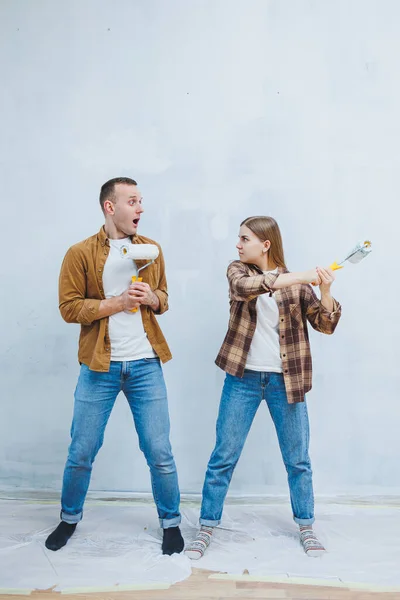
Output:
[99,177,138,211]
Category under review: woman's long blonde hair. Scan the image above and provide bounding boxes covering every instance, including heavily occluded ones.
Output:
[241,216,287,269]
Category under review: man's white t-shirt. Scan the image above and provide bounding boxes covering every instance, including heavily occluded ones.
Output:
[245,268,283,373]
[102,238,156,361]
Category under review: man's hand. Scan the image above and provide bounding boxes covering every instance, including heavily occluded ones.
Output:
[120,288,140,312]
[129,282,160,311]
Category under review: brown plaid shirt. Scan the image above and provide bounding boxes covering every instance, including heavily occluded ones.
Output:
[215,261,342,404]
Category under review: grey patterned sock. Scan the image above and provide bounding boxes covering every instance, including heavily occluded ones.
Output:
[184,526,214,560]
[299,525,326,557]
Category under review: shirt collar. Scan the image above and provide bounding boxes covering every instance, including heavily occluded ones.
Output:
[97,225,138,246]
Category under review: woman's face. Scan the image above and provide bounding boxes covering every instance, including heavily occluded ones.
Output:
[236,225,269,264]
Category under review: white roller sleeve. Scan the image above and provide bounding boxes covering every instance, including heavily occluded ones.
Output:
[343,240,372,264]
[120,243,159,260]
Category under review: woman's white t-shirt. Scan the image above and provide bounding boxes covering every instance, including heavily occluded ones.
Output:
[245,268,283,373]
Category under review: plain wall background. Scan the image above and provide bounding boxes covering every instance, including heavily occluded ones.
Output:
[1,0,399,498]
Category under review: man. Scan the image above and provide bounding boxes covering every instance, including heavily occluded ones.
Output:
[45,177,184,555]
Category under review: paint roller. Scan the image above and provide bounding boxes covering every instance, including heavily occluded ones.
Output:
[329,240,372,271]
[313,240,372,285]
[120,243,159,312]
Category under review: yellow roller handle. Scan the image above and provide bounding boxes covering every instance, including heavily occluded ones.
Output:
[130,275,142,313]
[312,262,344,285]
[329,261,344,271]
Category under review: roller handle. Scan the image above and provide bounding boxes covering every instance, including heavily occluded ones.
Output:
[130,275,142,312]
[329,261,344,272]
[312,262,343,286]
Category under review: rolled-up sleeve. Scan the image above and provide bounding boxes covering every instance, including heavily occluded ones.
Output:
[59,247,101,325]
[302,285,341,335]
[152,246,169,315]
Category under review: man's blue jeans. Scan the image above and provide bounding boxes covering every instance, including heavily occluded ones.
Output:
[61,359,181,528]
[200,371,314,526]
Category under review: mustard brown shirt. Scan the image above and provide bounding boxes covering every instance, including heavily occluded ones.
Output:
[59,226,172,371]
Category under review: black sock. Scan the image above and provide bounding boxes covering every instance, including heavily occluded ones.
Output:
[162,526,184,555]
[45,521,77,551]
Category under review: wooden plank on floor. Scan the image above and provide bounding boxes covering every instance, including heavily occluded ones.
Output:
[2,569,400,600]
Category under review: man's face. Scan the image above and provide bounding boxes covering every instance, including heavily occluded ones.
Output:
[106,184,144,237]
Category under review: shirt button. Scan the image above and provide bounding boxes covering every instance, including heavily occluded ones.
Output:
[281,335,285,339]
[283,354,286,357]
[285,369,288,373]
[104,251,107,255]
[280,318,284,322]
[98,268,102,272]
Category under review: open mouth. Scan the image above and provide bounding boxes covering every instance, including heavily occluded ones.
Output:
[133,219,140,226]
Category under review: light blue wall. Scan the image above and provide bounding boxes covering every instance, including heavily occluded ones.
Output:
[0,0,398,496]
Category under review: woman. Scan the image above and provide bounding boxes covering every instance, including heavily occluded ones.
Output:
[185,216,341,559]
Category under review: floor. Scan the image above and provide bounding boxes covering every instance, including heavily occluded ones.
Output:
[0,497,399,598]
